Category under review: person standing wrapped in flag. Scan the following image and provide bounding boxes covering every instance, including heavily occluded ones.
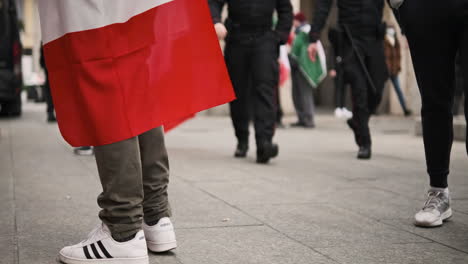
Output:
[38,0,235,263]
[307,0,388,160]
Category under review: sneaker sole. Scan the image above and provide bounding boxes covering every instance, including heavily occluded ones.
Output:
[74,150,94,156]
[59,254,148,264]
[414,208,453,227]
[147,240,177,253]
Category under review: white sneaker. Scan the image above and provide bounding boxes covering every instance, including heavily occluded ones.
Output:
[334,108,344,118]
[143,217,177,253]
[59,224,149,264]
[414,189,452,227]
[341,108,353,119]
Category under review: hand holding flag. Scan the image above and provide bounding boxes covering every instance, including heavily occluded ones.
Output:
[308,43,318,62]
[215,23,228,40]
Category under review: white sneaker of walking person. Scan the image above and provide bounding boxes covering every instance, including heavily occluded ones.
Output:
[143,217,177,253]
[334,107,344,118]
[341,108,353,119]
[414,188,452,227]
[59,224,149,264]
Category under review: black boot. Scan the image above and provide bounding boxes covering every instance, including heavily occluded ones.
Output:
[357,146,371,160]
[47,112,57,123]
[256,141,279,164]
[234,142,248,158]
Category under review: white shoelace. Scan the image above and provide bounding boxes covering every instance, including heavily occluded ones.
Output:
[422,191,443,211]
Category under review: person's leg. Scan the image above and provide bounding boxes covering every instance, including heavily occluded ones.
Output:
[225,41,251,148]
[344,52,371,150]
[391,75,410,113]
[59,138,148,264]
[399,0,456,227]
[290,55,307,124]
[138,127,171,225]
[94,137,144,241]
[400,0,457,189]
[138,126,176,253]
[251,32,279,163]
[43,70,56,122]
[275,84,284,126]
[297,69,316,127]
[460,15,468,156]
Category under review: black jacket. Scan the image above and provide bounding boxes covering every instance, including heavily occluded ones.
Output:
[208,0,293,44]
[309,0,384,43]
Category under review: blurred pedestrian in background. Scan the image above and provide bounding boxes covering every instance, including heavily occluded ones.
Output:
[40,46,56,122]
[209,0,293,164]
[308,0,388,160]
[289,12,316,128]
[384,25,412,117]
[394,0,468,228]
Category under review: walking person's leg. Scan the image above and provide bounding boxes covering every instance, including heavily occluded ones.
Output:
[251,32,279,164]
[399,0,457,227]
[225,41,251,157]
[344,50,372,159]
[460,17,468,156]
[43,72,56,122]
[138,126,176,253]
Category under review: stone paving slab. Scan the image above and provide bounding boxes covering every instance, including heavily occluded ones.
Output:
[174,226,336,264]
[0,236,15,264]
[383,214,468,254]
[1,102,468,264]
[169,178,262,229]
[239,203,429,249]
[316,243,468,264]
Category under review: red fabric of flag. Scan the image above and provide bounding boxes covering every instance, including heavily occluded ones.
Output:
[43,0,235,146]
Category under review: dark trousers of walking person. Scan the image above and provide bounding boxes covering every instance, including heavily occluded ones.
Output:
[289,55,315,127]
[453,57,464,116]
[343,34,387,149]
[94,127,171,240]
[399,0,468,188]
[43,69,56,121]
[225,31,279,149]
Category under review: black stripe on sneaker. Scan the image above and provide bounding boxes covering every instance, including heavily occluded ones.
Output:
[90,243,102,259]
[83,245,92,259]
[97,241,113,259]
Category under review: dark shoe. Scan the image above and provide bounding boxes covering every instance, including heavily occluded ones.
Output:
[357,146,371,160]
[347,119,361,147]
[404,110,412,117]
[234,143,248,158]
[291,121,315,129]
[256,142,279,164]
[47,112,57,123]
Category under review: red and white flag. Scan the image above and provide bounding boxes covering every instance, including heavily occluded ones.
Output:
[38,0,235,146]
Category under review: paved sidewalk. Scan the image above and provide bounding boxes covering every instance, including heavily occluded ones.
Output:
[1,102,467,264]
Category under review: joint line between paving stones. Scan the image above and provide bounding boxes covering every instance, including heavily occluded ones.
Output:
[178,177,343,264]
[8,123,19,264]
[176,224,265,230]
